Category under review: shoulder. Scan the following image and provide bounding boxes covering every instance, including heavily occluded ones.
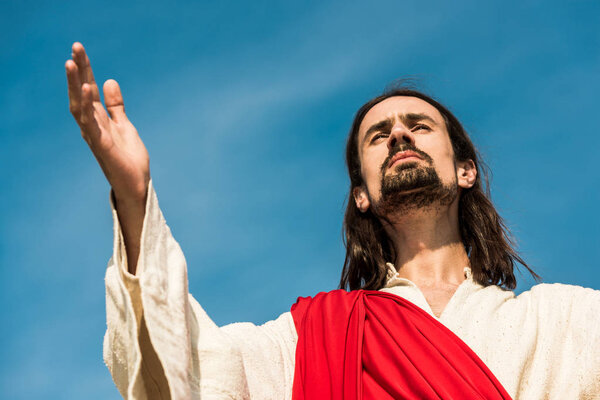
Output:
[513,283,600,329]
[456,281,599,327]
[474,282,600,310]
[291,289,359,312]
[290,289,361,329]
[519,282,599,307]
[292,289,356,306]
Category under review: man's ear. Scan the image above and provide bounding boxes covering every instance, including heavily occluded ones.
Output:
[352,186,371,213]
[457,159,477,189]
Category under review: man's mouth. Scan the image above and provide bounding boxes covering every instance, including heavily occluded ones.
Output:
[387,151,423,169]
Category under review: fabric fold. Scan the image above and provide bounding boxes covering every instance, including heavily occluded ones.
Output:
[291,290,512,400]
[104,180,297,399]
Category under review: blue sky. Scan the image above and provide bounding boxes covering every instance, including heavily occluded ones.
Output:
[1,0,599,398]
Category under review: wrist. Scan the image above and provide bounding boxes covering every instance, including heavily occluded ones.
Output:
[112,180,149,207]
[112,189,147,214]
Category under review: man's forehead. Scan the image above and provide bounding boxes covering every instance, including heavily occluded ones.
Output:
[358,96,444,136]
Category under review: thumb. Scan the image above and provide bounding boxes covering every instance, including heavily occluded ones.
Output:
[103,79,127,123]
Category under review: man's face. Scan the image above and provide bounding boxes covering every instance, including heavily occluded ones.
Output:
[354,96,466,216]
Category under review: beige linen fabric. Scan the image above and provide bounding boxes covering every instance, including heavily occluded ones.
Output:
[104,181,600,399]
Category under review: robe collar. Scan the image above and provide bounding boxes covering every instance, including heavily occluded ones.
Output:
[383,262,473,289]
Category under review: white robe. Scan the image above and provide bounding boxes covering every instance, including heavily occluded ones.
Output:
[104,181,600,399]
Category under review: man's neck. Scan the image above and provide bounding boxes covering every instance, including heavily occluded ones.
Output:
[383,204,468,287]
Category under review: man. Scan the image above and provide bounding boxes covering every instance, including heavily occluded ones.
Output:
[66,42,600,399]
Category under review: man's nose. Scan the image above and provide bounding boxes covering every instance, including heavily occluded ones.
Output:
[387,125,415,150]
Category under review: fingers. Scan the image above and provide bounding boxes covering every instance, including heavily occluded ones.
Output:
[80,83,93,124]
[71,42,100,101]
[65,59,82,120]
[103,79,127,123]
[79,83,100,143]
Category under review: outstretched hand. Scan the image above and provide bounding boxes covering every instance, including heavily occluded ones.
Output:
[66,42,149,204]
[66,42,149,274]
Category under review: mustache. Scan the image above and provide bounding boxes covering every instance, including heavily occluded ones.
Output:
[380,144,434,172]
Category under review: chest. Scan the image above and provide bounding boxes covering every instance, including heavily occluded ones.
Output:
[419,286,459,318]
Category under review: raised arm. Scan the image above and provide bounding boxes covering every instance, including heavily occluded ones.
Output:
[66,42,148,274]
[66,43,298,399]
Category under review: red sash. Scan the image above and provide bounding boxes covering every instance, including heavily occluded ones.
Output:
[290,290,512,400]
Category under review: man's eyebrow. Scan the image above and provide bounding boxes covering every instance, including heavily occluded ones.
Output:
[363,119,393,145]
[400,113,437,125]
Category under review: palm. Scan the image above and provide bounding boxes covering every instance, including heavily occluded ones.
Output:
[88,100,149,198]
[66,43,149,201]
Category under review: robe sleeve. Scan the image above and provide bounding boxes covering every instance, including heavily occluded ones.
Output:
[102,180,297,399]
[526,283,600,398]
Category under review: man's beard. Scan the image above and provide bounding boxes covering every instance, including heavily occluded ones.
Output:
[372,145,458,217]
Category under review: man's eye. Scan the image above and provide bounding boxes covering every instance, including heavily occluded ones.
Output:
[413,124,430,132]
[370,133,388,143]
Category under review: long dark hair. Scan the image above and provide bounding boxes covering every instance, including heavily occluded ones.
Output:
[340,85,540,291]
